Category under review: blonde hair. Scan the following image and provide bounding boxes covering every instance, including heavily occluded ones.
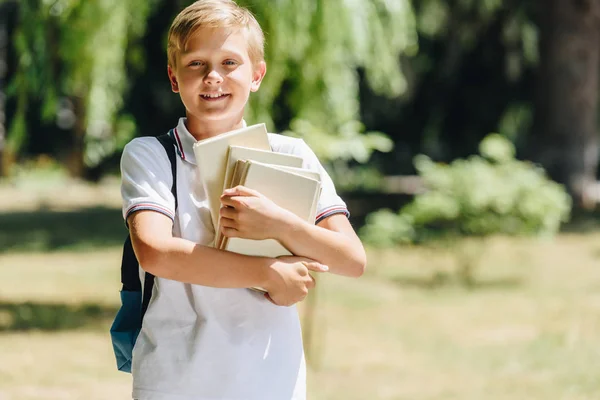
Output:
[167,0,265,68]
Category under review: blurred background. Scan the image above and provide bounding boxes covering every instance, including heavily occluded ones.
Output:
[2,0,600,399]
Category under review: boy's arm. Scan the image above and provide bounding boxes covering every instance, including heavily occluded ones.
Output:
[129,210,270,288]
[120,137,328,306]
[283,213,366,277]
[220,187,366,277]
[128,210,328,306]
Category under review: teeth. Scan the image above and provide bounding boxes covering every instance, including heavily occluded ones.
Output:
[203,93,226,98]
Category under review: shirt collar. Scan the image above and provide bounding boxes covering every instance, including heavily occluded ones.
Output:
[170,117,247,165]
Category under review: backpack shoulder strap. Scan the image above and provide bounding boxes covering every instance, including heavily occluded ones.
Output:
[140,132,178,317]
[156,132,178,209]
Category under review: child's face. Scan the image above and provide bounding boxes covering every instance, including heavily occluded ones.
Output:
[168,27,265,134]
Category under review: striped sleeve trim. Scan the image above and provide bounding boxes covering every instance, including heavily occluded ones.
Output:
[315,206,350,225]
[125,203,175,221]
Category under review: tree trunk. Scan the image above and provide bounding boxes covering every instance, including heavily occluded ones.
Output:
[0,2,13,178]
[530,0,600,207]
[67,95,87,178]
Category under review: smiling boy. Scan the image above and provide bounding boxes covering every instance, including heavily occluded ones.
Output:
[121,1,366,399]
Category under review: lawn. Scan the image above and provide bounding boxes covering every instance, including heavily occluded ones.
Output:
[2,182,600,399]
[2,234,600,399]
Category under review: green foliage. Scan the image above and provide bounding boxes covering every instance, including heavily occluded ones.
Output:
[361,134,572,247]
[60,0,156,167]
[360,209,415,247]
[242,0,417,162]
[8,0,416,169]
[283,119,393,163]
[6,0,56,154]
[497,102,533,141]
[8,0,156,166]
[328,164,386,193]
[415,0,538,79]
[284,118,394,190]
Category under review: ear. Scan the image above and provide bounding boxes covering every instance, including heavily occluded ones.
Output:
[167,65,179,93]
[250,61,267,92]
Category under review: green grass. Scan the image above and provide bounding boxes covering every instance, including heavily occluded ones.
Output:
[2,234,600,399]
[1,179,600,399]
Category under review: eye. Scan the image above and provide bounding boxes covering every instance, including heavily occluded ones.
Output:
[188,61,205,67]
[223,60,238,66]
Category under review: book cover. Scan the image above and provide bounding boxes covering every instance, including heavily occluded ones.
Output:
[192,124,270,239]
[223,146,304,193]
[255,164,322,223]
[221,160,321,259]
[216,148,305,249]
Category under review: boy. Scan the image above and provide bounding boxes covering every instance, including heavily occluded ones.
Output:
[121,1,366,399]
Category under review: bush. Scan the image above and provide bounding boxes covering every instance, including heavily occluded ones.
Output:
[360,134,572,285]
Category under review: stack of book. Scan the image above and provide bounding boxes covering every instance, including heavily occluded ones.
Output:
[192,123,322,259]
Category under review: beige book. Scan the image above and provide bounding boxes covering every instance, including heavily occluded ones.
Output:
[216,147,305,248]
[215,159,251,249]
[262,165,322,223]
[192,124,270,238]
[220,160,321,260]
[223,146,304,193]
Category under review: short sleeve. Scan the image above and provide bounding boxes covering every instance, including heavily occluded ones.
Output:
[121,137,175,223]
[294,140,350,224]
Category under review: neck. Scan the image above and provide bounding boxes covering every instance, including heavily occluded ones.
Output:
[185,114,245,141]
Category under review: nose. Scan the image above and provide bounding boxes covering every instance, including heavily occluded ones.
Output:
[204,68,223,86]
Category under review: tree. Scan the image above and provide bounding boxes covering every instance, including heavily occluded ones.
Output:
[360,0,539,174]
[0,1,16,177]
[528,0,600,206]
[234,0,418,162]
[7,0,418,176]
[7,0,155,177]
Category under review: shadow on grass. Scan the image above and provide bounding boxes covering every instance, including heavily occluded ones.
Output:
[391,273,524,291]
[562,209,600,234]
[0,301,118,332]
[0,206,126,252]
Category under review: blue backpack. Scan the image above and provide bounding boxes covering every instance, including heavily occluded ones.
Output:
[109,133,178,373]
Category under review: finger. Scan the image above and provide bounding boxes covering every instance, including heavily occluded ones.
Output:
[220,196,250,210]
[220,196,239,208]
[302,261,329,273]
[219,216,237,229]
[219,206,237,219]
[221,226,240,238]
[223,185,262,198]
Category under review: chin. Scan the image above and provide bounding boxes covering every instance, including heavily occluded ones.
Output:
[196,109,244,121]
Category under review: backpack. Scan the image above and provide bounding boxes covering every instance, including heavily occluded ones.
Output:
[109,133,178,373]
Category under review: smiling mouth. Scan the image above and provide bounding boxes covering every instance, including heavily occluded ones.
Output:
[200,93,230,101]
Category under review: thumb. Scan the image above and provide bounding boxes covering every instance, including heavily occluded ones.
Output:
[302,261,329,273]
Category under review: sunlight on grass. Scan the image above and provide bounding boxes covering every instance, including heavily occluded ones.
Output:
[2,233,600,399]
[0,332,131,400]
[0,248,122,304]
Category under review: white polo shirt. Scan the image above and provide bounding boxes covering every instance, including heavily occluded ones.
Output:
[121,118,349,400]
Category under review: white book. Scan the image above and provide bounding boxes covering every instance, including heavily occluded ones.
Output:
[215,147,305,249]
[223,146,304,193]
[221,160,321,259]
[192,124,270,238]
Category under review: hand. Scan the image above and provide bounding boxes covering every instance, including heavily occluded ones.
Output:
[219,185,299,241]
[262,256,329,307]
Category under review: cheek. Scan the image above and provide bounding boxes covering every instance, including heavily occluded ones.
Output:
[180,74,202,88]
[229,68,254,88]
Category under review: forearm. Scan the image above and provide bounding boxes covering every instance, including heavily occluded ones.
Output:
[129,212,271,288]
[277,214,366,277]
[143,237,273,288]
[217,188,366,278]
